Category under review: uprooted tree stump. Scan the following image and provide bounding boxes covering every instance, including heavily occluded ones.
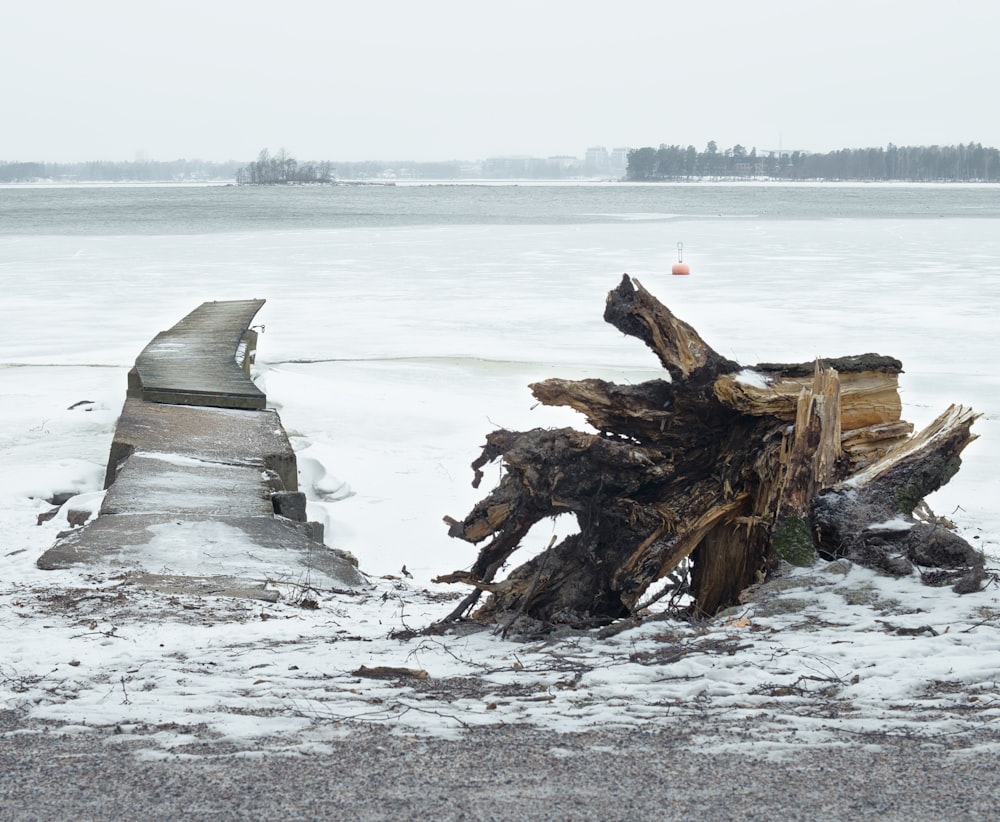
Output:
[435,274,984,631]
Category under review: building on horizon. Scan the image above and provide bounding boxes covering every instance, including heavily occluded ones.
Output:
[609,147,629,176]
[483,154,583,179]
[584,146,609,174]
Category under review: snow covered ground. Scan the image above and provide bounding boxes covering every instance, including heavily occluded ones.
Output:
[3,209,1000,756]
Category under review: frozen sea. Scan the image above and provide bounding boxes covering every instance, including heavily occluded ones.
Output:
[3,181,1000,754]
[3,181,998,579]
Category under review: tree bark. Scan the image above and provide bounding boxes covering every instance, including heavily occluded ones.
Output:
[435,275,983,631]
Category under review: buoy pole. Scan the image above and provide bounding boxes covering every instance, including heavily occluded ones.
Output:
[671,241,690,275]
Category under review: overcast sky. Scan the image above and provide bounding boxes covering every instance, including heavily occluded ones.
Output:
[3,0,998,163]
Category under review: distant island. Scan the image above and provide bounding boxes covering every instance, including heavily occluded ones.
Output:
[235,149,333,185]
[2,142,998,184]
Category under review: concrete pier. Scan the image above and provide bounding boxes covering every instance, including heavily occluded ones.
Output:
[38,300,367,600]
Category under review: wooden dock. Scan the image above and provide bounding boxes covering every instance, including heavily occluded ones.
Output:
[38,300,366,599]
[130,299,267,410]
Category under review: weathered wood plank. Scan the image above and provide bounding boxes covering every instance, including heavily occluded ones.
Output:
[133,299,267,410]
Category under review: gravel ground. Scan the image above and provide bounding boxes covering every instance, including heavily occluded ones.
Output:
[3,713,1000,821]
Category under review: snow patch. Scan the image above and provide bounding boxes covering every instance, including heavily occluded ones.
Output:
[866,517,915,532]
[735,368,771,389]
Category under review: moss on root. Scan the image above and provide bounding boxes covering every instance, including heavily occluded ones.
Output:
[773,515,818,567]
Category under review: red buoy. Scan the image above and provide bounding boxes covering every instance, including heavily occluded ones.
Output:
[672,242,690,275]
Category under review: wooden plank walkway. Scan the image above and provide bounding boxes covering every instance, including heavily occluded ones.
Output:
[131,299,267,410]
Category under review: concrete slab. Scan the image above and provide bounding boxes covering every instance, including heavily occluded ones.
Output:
[101,453,275,518]
[104,399,297,491]
[37,514,367,592]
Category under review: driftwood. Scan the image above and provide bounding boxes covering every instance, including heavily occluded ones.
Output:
[436,275,983,631]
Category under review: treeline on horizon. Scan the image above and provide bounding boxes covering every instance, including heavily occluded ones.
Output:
[0,152,472,184]
[627,141,1000,182]
[0,157,244,183]
[4,142,1000,183]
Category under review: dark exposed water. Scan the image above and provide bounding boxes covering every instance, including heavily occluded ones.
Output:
[2,182,999,235]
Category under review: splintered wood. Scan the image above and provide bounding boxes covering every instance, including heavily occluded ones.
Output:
[435,274,983,632]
